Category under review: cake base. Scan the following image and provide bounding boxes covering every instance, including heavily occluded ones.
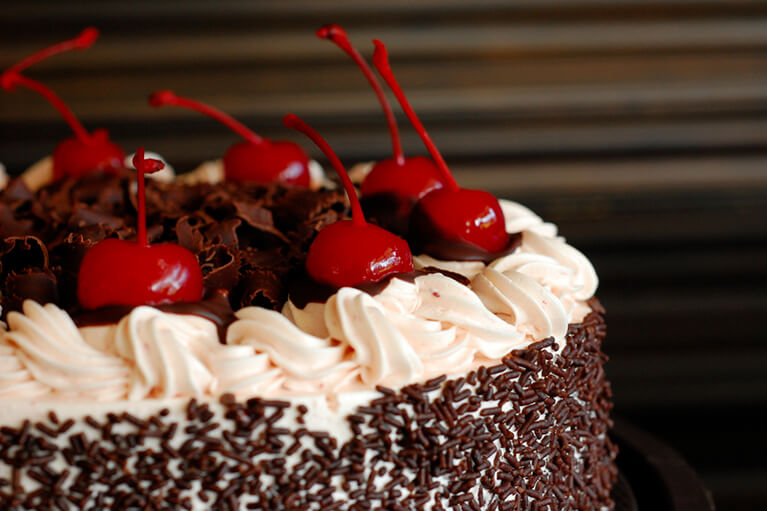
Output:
[0,307,616,510]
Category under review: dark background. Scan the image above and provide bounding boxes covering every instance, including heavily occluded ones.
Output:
[1,2,766,509]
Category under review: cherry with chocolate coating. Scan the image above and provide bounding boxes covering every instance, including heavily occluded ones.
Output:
[372,39,510,253]
[317,24,445,208]
[77,148,204,309]
[283,113,413,288]
[149,90,311,187]
[410,188,509,254]
[1,28,125,180]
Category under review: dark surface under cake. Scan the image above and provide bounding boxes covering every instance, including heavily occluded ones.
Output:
[0,303,616,511]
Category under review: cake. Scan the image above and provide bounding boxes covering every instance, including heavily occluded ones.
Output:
[0,26,617,511]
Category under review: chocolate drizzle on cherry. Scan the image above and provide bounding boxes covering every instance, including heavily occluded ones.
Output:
[76,148,204,309]
[0,28,125,180]
[317,24,445,214]
[283,113,414,288]
[149,90,311,187]
[371,40,512,258]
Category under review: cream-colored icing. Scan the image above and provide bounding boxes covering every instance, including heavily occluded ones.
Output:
[0,198,597,405]
[0,162,8,190]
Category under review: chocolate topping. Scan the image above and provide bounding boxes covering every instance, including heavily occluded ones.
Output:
[0,171,346,321]
[409,204,523,263]
[73,290,236,343]
[360,192,413,236]
[361,191,523,263]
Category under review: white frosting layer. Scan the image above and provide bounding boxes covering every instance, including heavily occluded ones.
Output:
[0,199,597,404]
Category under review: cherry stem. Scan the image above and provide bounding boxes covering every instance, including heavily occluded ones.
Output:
[372,40,459,191]
[5,27,99,76]
[317,25,405,166]
[149,90,263,146]
[1,72,91,143]
[132,147,165,247]
[1,27,100,145]
[283,114,366,227]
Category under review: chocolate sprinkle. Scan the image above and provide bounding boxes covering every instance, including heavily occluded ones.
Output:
[0,307,616,510]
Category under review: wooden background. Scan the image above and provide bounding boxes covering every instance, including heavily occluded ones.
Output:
[1,1,766,509]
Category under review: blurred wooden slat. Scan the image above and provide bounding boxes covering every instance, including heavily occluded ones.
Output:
[4,20,767,72]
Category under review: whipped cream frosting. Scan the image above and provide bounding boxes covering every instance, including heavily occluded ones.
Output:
[0,199,597,403]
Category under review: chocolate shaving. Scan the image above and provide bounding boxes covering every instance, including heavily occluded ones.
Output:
[1,236,49,276]
[0,172,346,321]
[3,270,59,312]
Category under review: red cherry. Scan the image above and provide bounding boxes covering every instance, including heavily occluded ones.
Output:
[1,28,125,180]
[283,113,413,288]
[410,189,509,253]
[77,148,204,309]
[360,155,444,204]
[317,24,446,204]
[52,129,124,180]
[223,140,310,186]
[371,40,510,254]
[149,90,310,187]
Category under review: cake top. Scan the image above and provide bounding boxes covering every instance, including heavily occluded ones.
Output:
[0,25,599,403]
[0,169,346,320]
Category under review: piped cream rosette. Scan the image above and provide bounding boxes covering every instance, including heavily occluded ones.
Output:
[0,198,597,403]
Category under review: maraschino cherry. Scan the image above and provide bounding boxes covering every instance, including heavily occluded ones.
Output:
[0,28,125,180]
[283,114,413,288]
[77,148,204,309]
[317,25,445,208]
[372,40,510,255]
[149,90,311,187]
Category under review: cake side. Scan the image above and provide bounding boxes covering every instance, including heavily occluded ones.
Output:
[1,171,615,510]
[0,306,615,511]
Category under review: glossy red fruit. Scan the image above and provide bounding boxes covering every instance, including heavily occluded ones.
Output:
[372,39,510,253]
[149,89,311,187]
[410,188,509,253]
[306,221,413,288]
[77,148,204,309]
[361,155,444,203]
[223,140,310,186]
[283,113,414,288]
[77,238,205,309]
[317,24,447,204]
[52,129,125,180]
[1,28,125,180]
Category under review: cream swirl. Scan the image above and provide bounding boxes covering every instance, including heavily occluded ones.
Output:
[228,274,527,393]
[1,301,130,400]
[88,306,280,400]
[0,196,598,401]
[0,302,283,401]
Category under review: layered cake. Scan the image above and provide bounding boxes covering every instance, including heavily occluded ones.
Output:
[0,26,617,511]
